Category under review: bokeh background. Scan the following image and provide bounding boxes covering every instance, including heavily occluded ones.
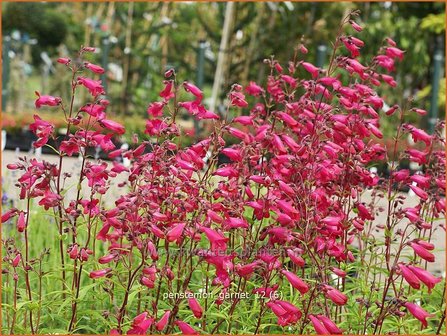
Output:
[1,1,445,145]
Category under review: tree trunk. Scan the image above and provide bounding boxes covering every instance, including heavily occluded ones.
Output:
[121,2,135,115]
[241,3,265,84]
[209,2,235,113]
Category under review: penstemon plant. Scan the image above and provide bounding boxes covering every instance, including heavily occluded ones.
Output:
[1,11,445,335]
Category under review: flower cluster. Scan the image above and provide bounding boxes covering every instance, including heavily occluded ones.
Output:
[2,11,445,335]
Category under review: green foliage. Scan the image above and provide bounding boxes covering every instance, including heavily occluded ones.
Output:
[416,78,446,111]
[421,13,446,34]
[2,3,67,48]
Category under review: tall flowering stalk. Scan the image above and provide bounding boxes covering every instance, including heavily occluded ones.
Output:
[2,10,445,335]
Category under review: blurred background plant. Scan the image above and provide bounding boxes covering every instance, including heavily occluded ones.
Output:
[1,1,445,144]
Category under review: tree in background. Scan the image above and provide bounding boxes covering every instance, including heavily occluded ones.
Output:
[2,2,68,62]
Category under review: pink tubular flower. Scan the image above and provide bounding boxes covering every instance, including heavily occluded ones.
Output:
[82,46,96,52]
[281,270,309,294]
[85,162,109,188]
[381,74,397,87]
[386,37,397,47]
[350,20,363,32]
[404,302,434,328]
[266,300,301,326]
[214,166,239,178]
[330,267,346,278]
[403,207,420,222]
[166,222,186,242]
[207,210,224,224]
[317,315,343,334]
[342,37,360,58]
[159,80,174,100]
[276,300,302,326]
[406,149,428,165]
[374,54,395,72]
[224,217,249,230]
[84,62,105,74]
[235,261,259,278]
[140,276,155,289]
[414,240,435,250]
[175,320,198,335]
[412,108,427,116]
[281,75,297,88]
[2,209,17,222]
[277,111,298,127]
[386,47,405,60]
[407,265,442,292]
[34,91,61,109]
[98,254,116,264]
[346,58,367,76]
[410,174,430,188]
[301,62,320,78]
[393,169,410,182]
[325,286,348,306]
[147,101,165,117]
[12,254,21,267]
[80,103,106,118]
[57,57,71,65]
[127,312,154,335]
[367,122,383,139]
[17,212,26,232]
[221,148,243,162]
[230,91,249,107]
[145,119,168,136]
[183,81,203,102]
[100,119,125,135]
[245,81,263,96]
[282,134,301,152]
[385,104,399,116]
[276,199,300,218]
[318,76,341,90]
[287,249,305,267]
[309,315,330,335]
[398,264,421,289]
[228,126,248,140]
[89,268,112,279]
[187,293,203,318]
[299,44,308,54]
[408,126,432,146]
[77,76,105,96]
[201,227,228,251]
[68,244,79,259]
[233,115,254,126]
[155,310,171,331]
[195,105,219,120]
[409,242,435,262]
[38,191,63,210]
[29,114,54,148]
[409,184,428,201]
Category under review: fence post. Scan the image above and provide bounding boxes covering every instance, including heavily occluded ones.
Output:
[316,43,328,68]
[428,37,444,134]
[195,40,207,137]
[101,35,110,93]
[2,36,11,111]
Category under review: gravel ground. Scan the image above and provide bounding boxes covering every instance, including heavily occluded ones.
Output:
[1,149,445,275]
